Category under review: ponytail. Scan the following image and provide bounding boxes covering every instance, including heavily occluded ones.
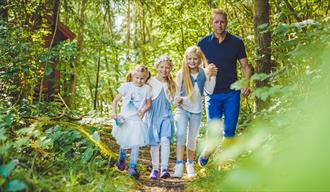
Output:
[126,72,133,82]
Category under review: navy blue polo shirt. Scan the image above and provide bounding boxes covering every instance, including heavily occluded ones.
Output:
[198,32,247,93]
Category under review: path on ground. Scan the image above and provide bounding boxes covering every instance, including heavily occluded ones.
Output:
[102,130,191,192]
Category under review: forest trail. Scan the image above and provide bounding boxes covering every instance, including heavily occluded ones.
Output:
[101,126,190,192]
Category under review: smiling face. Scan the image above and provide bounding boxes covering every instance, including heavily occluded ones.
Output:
[156,61,172,79]
[132,71,148,87]
[212,13,227,36]
[186,52,200,71]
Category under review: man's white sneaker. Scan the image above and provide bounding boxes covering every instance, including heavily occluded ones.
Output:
[172,163,184,178]
[186,162,196,177]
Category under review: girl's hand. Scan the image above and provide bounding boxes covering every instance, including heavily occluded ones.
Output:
[138,111,145,119]
[175,97,183,106]
[205,64,218,77]
[111,113,117,119]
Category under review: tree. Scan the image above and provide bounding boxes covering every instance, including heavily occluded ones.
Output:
[253,0,271,111]
[0,0,8,21]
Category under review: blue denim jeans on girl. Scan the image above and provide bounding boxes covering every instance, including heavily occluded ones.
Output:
[175,107,202,151]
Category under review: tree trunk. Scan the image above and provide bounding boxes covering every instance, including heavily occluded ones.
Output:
[254,0,271,111]
[94,49,101,111]
[125,0,131,65]
[0,0,8,21]
[67,0,87,107]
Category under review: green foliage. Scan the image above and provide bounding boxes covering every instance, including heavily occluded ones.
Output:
[0,160,27,192]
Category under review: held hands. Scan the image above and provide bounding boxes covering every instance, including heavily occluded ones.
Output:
[138,110,145,119]
[205,64,218,77]
[175,97,183,106]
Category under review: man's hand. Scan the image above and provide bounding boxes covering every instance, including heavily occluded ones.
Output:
[241,86,250,97]
[205,64,218,77]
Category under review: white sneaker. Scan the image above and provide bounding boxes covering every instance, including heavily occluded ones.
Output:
[172,163,184,178]
[186,162,196,177]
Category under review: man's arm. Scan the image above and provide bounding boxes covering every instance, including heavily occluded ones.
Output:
[239,57,251,97]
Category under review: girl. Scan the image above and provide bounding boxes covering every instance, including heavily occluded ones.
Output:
[144,55,176,180]
[111,65,152,178]
[173,46,216,178]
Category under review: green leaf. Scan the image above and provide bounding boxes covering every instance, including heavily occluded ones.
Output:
[14,137,29,149]
[45,64,53,76]
[230,79,249,90]
[81,148,95,162]
[0,160,19,178]
[0,128,7,142]
[91,131,100,142]
[251,73,269,81]
[0,176,5,186]
[5,179,27,191]
[2,114,14,126]
[273,23,289,36]
[257,23,270,33]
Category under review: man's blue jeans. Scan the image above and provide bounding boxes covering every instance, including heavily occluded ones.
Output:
[205,90,240,137]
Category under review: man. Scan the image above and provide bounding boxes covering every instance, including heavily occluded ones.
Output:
[198,9,251,166]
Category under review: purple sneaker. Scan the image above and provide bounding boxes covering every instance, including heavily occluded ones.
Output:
[116,160,126,171]
[128,167,139,178]
[149,170,159,180]
[160,169,170,179]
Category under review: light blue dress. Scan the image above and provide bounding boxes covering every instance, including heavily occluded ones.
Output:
[145,78,174,146]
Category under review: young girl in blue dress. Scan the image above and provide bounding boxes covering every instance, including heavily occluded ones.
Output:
[111,65,152,178]
[144,55,177,180]
[173,46,216,178]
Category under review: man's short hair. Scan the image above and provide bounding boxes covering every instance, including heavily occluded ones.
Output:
[211,8,228,22]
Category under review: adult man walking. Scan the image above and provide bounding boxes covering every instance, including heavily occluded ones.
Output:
[198,8,251,166]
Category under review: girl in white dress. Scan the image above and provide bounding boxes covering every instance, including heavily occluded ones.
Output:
[111,65,152,178]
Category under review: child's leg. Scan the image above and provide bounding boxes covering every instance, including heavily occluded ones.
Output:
[119,148,127,161]
[160,137,171,178]
[175,108,188,162]
[150,145,160,171]
[129,146,139,168]
[187,112,202,162]
[116,147,127,171]
[160,137,170,170]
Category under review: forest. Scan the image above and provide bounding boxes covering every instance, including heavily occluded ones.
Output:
[0,0,330,191]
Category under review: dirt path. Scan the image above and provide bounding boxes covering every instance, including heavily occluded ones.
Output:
[136,146,189,192]
[101,130,191,192]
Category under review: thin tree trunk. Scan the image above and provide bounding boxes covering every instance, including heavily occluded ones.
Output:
[67,0,87,107]
[0,0,8,21]
[283,0,302,22]
[94,49,101,111]
[125,0,131,65]
[254,0,271,111]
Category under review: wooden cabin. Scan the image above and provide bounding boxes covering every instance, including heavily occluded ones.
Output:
[37,15,75,99]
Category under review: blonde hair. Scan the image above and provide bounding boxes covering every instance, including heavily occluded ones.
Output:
[126,65,151,82]
[154,55,176,100]
[210,8,228,24]
[181,46,208,98]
